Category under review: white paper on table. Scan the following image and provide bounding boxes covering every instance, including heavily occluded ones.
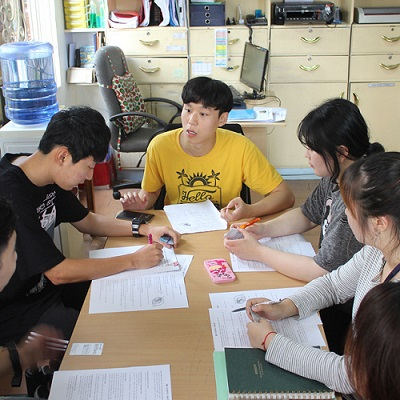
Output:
[164,200,227,234]
[230,234,316,272]
[48,364,171,400]
[209,288,321,326]
[89,271,188,314]
[209,308,325,351]
[176,254,193,277]
[89,245,180,278]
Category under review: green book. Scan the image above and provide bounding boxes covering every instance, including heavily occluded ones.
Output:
[224,348,336,399]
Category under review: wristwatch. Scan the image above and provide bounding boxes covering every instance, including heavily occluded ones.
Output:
[131,218,143,237]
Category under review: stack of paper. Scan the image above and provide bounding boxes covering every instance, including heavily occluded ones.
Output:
[108,10,139,28]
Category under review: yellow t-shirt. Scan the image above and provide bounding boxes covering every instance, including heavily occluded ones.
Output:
[142,128,283,209]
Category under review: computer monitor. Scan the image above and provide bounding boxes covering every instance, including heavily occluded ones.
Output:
[239,42,269,100]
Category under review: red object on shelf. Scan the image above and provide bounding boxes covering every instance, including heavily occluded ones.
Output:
[93,156,116,187]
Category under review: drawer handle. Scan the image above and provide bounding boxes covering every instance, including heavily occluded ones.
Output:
[353,93,359,106]
[382,35,400,43]
[225,65,240,71]
[379,62,400,70]
[300,36,321,44]
[139,66,160,73]
[228,38,240,45]
[299,64,320,72]
[139,39,159,46]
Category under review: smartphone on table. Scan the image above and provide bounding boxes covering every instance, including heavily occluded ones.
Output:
[204,258,236,284]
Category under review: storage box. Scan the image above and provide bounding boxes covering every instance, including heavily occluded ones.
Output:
[190,2,225,26]
[93,156,116,188]
[66,67,96,84]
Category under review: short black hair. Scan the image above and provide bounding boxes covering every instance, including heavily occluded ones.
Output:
[0,197,16,258]
[181,77,233,115]
[39,106,111,163]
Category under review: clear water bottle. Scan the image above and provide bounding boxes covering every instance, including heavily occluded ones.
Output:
[0,41,59,125]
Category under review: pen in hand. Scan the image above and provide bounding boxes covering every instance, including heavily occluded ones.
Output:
[148,234,153,244]
[225,217,261,240]
[239,217,260,229]
[231,299,282,313]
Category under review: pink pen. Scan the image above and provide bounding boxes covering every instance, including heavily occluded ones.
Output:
[148,234,153,244]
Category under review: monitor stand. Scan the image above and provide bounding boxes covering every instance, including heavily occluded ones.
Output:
[243,89,266,100]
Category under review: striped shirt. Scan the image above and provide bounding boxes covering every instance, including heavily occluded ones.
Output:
[266,245,384,394]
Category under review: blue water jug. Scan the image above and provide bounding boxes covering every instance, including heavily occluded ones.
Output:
[0,41,59,125]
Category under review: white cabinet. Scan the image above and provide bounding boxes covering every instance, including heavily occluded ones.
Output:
[268,23,350,168]
[349,23,400,151]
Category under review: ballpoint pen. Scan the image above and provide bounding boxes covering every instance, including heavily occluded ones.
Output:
[232,299,282,313]
[148,233,153,244]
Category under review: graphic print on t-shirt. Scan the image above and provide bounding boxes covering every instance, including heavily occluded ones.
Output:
[176,168,222,208]
[322,196,333,238]
[37,191,57,240]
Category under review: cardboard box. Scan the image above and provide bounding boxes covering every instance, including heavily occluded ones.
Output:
[93,156,116,188]
[66,67,96,84]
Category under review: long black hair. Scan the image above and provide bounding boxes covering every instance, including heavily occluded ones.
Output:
[298,98,384,182]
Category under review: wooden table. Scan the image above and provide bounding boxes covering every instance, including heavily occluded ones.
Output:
[60,211,306,400]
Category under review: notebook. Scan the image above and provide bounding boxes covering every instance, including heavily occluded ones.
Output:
[222,348,335,399]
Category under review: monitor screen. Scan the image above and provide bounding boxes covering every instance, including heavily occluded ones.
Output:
[239,42,269,100]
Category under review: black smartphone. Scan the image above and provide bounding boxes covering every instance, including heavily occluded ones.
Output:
[115,210,155,222]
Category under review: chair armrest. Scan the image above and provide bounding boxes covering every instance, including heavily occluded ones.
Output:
[143,97,183,123]
[110,111,167,128]
[113,182,142,199]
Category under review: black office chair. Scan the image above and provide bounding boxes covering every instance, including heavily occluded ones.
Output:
[113,123,251,209]
[94,45,182,184]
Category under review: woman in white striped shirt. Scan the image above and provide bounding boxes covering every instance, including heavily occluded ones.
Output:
[245,151,400,397]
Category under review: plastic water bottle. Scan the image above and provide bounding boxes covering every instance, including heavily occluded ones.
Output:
[0,41,59,126]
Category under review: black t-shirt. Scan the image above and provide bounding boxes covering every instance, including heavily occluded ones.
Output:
[0,153,89,344]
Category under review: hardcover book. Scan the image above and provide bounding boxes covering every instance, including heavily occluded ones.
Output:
[223,348,335,399]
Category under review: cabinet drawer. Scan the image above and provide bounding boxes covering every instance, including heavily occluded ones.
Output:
[189,27,268,56]
[350,54,400,82]
[126,57,188,84]
[351,25,400,54]
[190,56,242,81]
[270,26,350,55]
[106,28,188,56]
[269,55,348,83]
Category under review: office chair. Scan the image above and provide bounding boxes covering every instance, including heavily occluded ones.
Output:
[113,123,251,210]
[94,45,182,186]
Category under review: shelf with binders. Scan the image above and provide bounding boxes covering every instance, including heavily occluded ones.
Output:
[65,30,105,84]
[106,0,188,28]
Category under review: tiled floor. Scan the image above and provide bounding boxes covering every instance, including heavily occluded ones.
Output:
[81,180,321,254]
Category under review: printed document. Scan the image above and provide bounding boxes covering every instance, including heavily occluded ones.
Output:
[90,245,180,277]
[89,270,188,314]
[164,199,227,234]
[230,234,316,272]
[48,364,171,400]
[209,308,325,350]
[208,287,324,350]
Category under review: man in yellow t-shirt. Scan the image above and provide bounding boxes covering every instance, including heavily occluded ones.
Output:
[120,77,294,222]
